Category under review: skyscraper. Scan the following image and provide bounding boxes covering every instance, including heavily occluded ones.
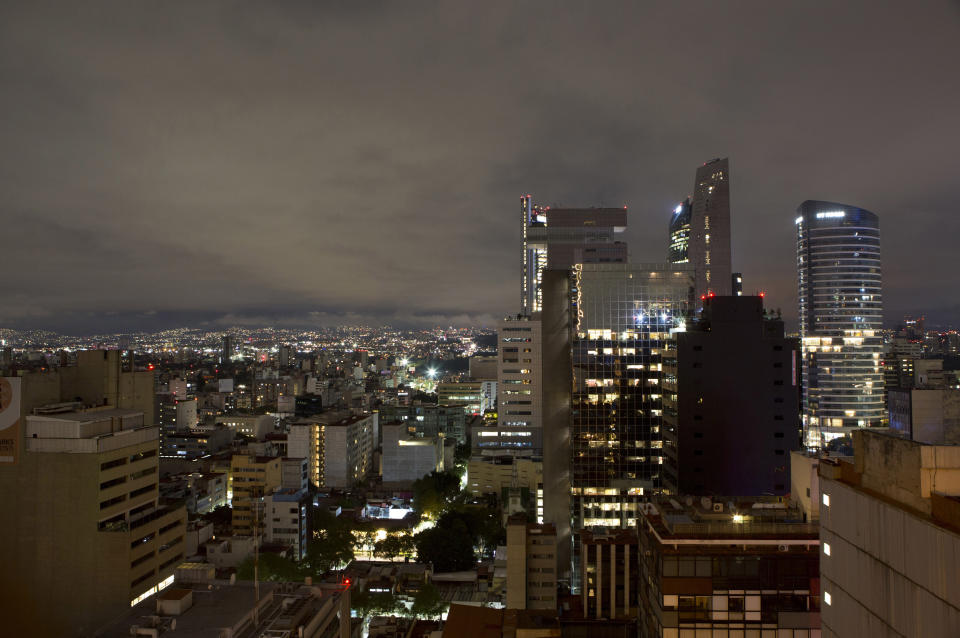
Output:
[795,200,884,447]
[680,158,733,300]
[569,263,694,531]
[520,195,628,315]
[667,197,691,264]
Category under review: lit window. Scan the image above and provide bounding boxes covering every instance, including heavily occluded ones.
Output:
[823,542,831,556]
[823,591,832,606]
[822,493,830,507]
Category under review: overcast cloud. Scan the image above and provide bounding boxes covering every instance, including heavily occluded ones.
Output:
[2,1,959,333]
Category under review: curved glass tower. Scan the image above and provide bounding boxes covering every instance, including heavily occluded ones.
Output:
[795,200,884,448]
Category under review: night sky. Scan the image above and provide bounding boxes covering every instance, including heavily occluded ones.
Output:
[2,1,959,334]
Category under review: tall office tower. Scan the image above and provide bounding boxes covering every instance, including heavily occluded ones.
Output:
[687,158,733,300]
[819,430,960,637]
[0,390,187,636]
[570,263,694,533]
[519,194,628,315]
[732,272,743,296]
[661,296,800,497]
[795,200,884,448]
[221,334,234,365]
[667,197,692,263]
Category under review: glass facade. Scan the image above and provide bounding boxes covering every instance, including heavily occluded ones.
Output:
[668,198,691,264]
[570,263,694,531]
[795,200,884,448]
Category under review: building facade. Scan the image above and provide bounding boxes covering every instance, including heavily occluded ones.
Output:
[497,315,544,453]
[0,401,187,636]
[580,529,640,622]
[662,296,800,496]
[520,195,628,315]
[506,516,558,610]
[570,263,694,531]
[796,200,884,447]
[819,430,960,637]
[688,158,733,300]
[637,498,821,638]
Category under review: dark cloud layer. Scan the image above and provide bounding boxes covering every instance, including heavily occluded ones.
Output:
[2,1,959,334]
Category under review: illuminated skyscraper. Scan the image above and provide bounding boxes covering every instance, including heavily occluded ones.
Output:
[667,197,691,263]
[686,158,732,300]
[796,200,884,447]
[569,263,694,531]
[520,195,628,315]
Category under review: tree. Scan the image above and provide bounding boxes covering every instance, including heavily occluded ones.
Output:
[307,508,355,572]
[373,533,415,561]
[236,552,303,582]
[412,470,462,518]
[414,525,474,572]
[411,583,448,620]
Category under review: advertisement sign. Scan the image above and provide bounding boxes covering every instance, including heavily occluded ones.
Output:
[0,377,21,464]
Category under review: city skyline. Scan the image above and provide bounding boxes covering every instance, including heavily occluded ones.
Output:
[2,2,959,334]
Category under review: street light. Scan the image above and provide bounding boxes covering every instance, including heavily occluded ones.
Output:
[427,368,438,379]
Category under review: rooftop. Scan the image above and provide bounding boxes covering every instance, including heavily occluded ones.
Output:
[641,496,819,541]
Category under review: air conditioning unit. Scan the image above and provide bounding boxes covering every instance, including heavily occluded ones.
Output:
[712,503,723,512]
[778,544,789,552]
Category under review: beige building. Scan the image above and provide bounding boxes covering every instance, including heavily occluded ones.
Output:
[0,404,186,636]
[467,456,542,497]
[230,453,282,536]
[819,430,960,637]
[506,516,557,610]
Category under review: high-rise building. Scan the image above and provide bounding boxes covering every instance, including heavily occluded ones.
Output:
[668,197,692,264]
[579,529,640,622]
[570,263,694,531]
[819,429,960,637]
[687,158,733,300]
[221,334,235,365]
[795,200,884,447]
[496,315,544,453]
[520,195,628,315]
[662,296,800,496]
[0,396,186,636]
[230,453,282,536]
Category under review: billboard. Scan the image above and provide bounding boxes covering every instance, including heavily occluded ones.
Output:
[0,377,21,464]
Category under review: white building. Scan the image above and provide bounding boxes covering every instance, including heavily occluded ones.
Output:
[496,316,543,454]
[381,424,442,485]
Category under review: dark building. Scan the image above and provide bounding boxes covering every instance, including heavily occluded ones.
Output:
[662,296,800,496]
[580,529,640,622]
[637,497,820,638]
[668,197,692,264]
[689,158,732,300]
[220,334,234,365]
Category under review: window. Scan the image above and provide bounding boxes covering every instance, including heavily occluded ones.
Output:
[823,542,831,556]
[824,591,832,605]
[822,493,830,507]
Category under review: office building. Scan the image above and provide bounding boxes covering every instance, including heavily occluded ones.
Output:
[216,413,274,439]
[230,454,282,536]
[221,334,235,365]
[732,272,743,296]
[668,197,692,264]
[506,516,558,610]
[381,423,443,485]
[497,315,544,453]
[0,397,187,636]
[570,263,694,531]
[819,430,960,637]
[687,158,733,300]
[795,200,884,447]
[637,497,821,637]
[662,296,800,496]
[467,455,543,499]
[378,403,467,442]
[580,529,640,622]
[161,426,232,459]
[437,380,496,416]
[520,195,628,315]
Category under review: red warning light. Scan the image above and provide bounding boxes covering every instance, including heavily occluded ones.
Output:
[759,292,765,298]
[148,364,155,370]
[700,295,706,301]
[344,578,351,587]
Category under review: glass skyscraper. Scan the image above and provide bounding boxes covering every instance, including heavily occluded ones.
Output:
[668,197,691,264]
[795,200,884,448]
[569,263,694,531]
